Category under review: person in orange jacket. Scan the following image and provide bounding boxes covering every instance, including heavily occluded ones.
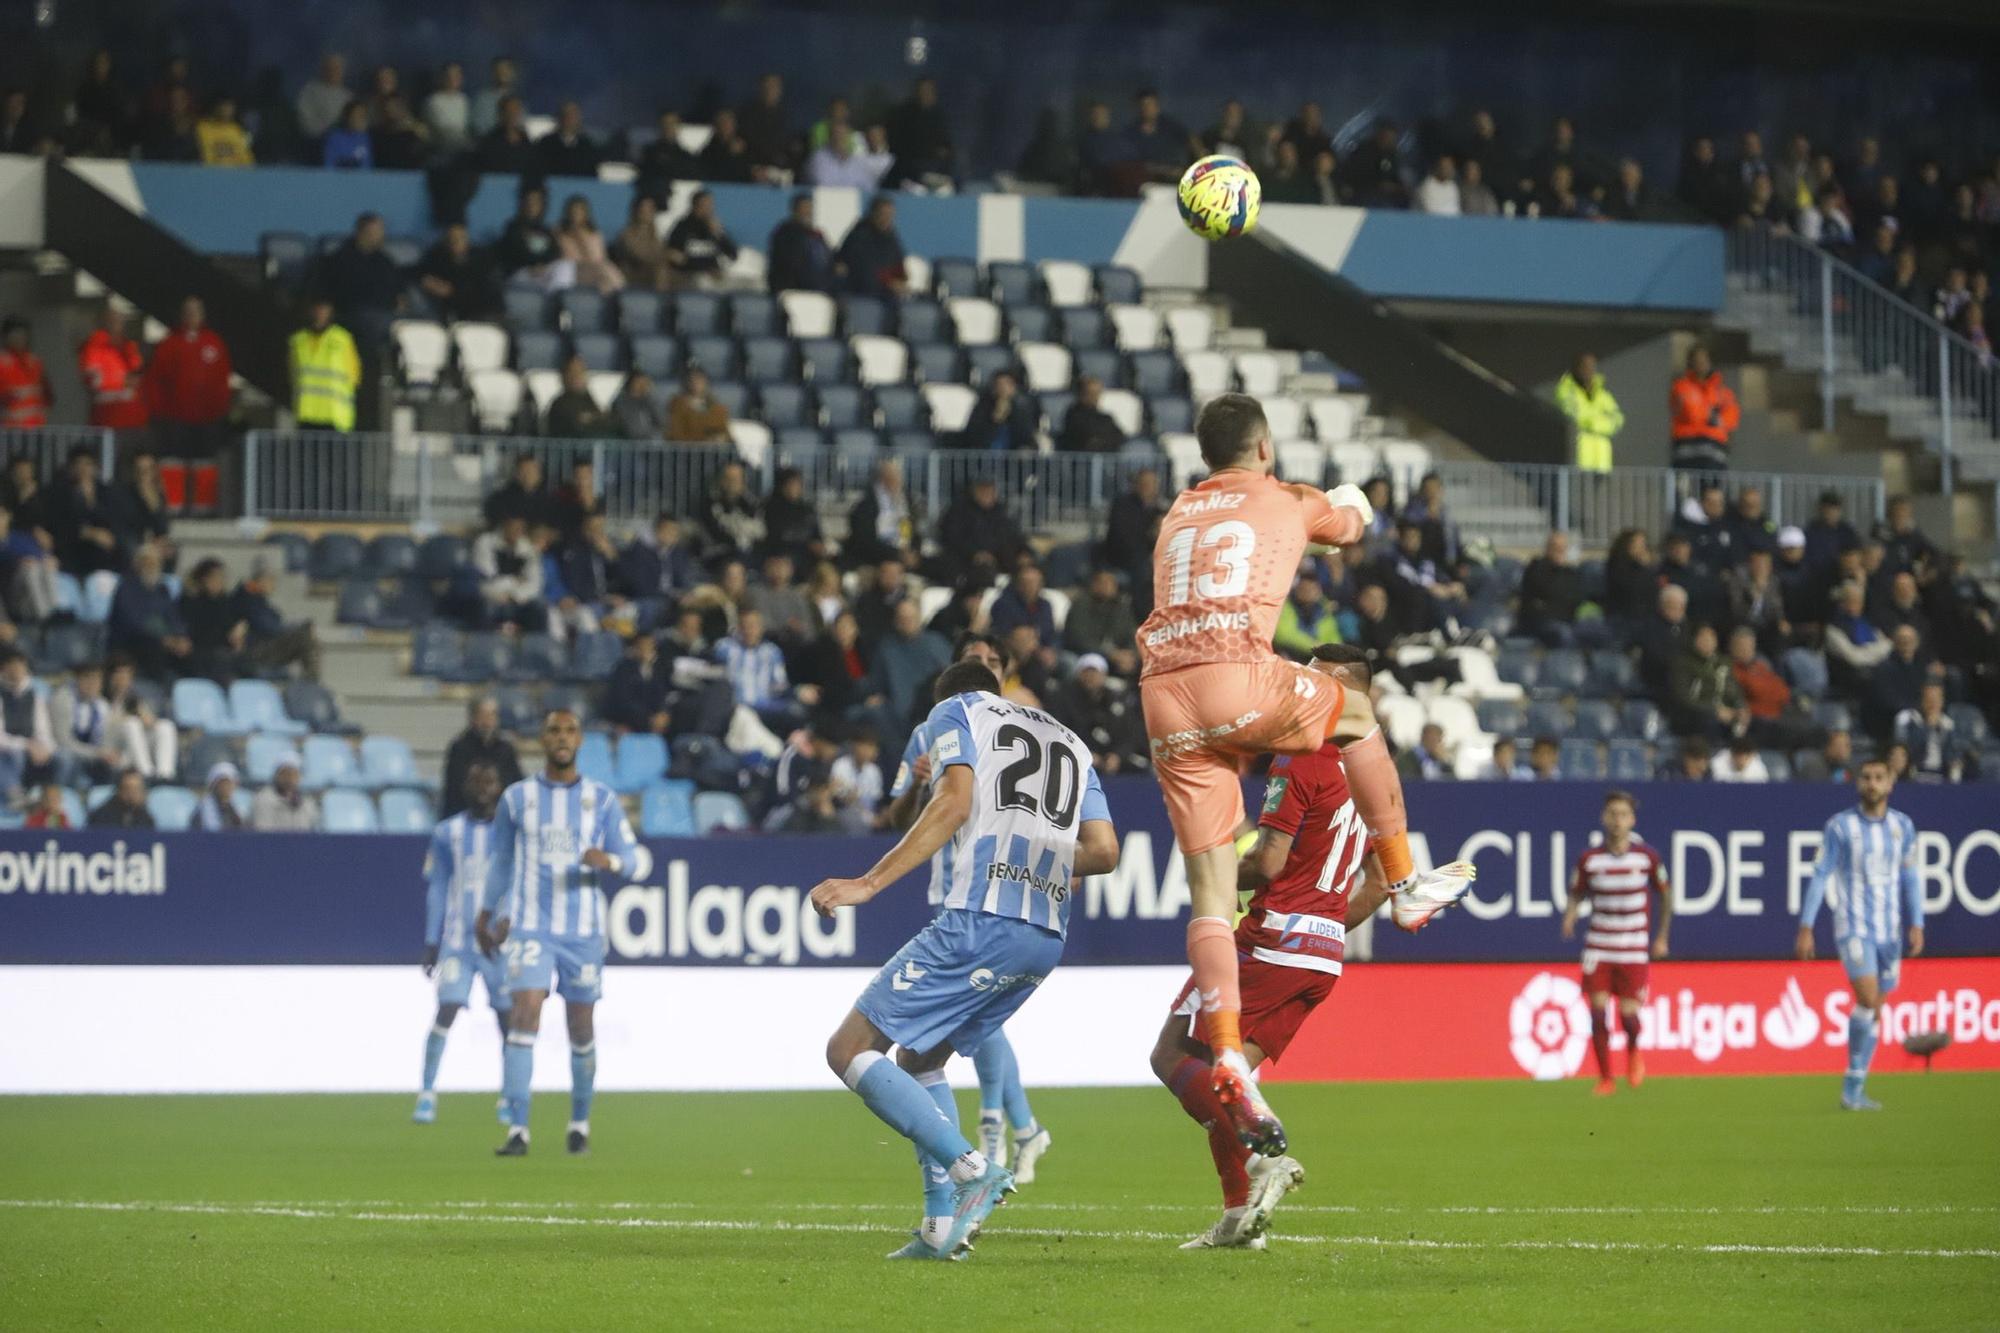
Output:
[77,303,151,445]
[0,318,52,428]
[146,296,234,514]
[1669,343,1740,471]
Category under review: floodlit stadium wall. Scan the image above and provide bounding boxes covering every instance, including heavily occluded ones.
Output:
[3,781,1995,1093]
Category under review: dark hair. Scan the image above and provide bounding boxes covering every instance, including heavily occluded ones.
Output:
[934,659,1001,703]
[1680,736,1711,760]
[951,630,1011,675]
[1308,641,1371,688]
[1603,788,1637,810]
[1858,757,1891,774]
[1531,734,1559,751]
[1195,393,1268,470]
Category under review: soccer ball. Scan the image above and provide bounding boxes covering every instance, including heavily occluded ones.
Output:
[1177,155,1261,240]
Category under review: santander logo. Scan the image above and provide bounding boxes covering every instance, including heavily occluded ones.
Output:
[1760,979,1822,1050]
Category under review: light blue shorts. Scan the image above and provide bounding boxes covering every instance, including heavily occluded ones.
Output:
[1838,933,1902,993]
[502,932,607,1005]
[855,908,1065,1057]
[435,948,510,1010]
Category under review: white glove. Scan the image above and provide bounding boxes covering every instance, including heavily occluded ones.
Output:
[1326,483,1374,525]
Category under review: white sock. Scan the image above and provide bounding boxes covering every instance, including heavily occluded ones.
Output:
[1013,1119,1041,1141]
[920,1216,954,1248]
[568,1120,589,1135]
[509,1127,530,1142]
[946,1149,988,1184]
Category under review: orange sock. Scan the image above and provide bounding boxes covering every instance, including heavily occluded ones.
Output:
[1186,916,1242,1054]
[1342,727,1413,885]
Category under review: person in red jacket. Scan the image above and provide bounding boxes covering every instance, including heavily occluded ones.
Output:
[1668,343,1740,472]
[146,296,234,514]
[0,318,52,428]
[77,303,151,448]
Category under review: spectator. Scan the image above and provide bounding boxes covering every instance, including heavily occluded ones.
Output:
[1057,375,1126,453]
[1725,547,1790,654]
[78,303,150,445]
[828,727,886,824]
[845,458,917,569]
[1194,99,1250,160]
[440,696,523,816]
[805,117,886,190]
[1825,580,1892,689]
[250,752,319,831]
[1342,120,1409,209]
[191,759,243,829]
[47,446,124,575]
[1075,101,1120,195]
[700,460,764,558]
[883,76,953,186]
[1456,108,1517,200]
[1874,570,1932,640]
[1380,520,1466,633]
[989,563,1057,643]
[1668,344,1739,471]
[1658,530,1724,627]
[103,450,173,569]
[147,297,232,509]
[361,64,401,128]
[321,100,374,169]
[535,520,600,644]
[1659,736,1712,783]
[107,546,189,681]
[1637,583,1691,700]
[558,508,625,617]
[0,317,53,429]
[1100,468,1168,607]
[767,192,834,295]
[0,501,59,623]
[611,196,671,292]
[1799,183,1856,250]
[1883,741,1914,783]
[1896,682,1966,783]
[21,782,69,829]
[1455,158,1499,216]
[1728,625,1816,748]
[1261,141,1316,205]
[468,57,521,137]
[288,298,361,433]
[1535,162,1595,220]
[368,95,428,169]
[742,551,815,644]
[604,632,673,735]
[537,101,600,177]
[234,559,320,680]
[1602,158,1654,221]
[296,54,350,142]
[1554,351,1623,473]
[1481,736,1533,781]
[957,370,1038,452]
[51,661,123,786]
[1865,623,1934,739]
[851,557,912,649]
[71,51,130,154]
[0,648,60,800]
[194,95,254,167]
[1711,736,1770,783]
[1064,568,1140,678]
[636,111,700,203]
[1517,530,1586,647]
[1820,728,1856,783]
[767,721,840,831]
[667,365,731,444]
[90,767,155,828]
[1274,573,1340,659]
[609,371,663,442]
[717,608,813,731]
[470,514,548,634]
[320,212,403,350]
[1854,223,1899,285]
[421,61,470,153]
[1047,654,1145,774]
[1414,155,1462,215]
[1528,735,1562,781]
[862,600,950,729]
[416,222,500,323]
[616,513,699,613]
[665,190,740,290]
[737,73,794,177]
[937,476,1026,580]
[1122,90,1196,188]
[696,107,754,183]
[1399,472,1463,569]
[476,94,537,176]
[482,453,555,529]
[1398,723,1455,781]
[0,87,50,156]
[834,195,908,299]
[102,655,177,779]
[1774,526,1821,627]
[181,558,250,683]
[494,187,561,288]
[544,355,617,438]
[1729,487,1777,562]
[1874,494,1939,577]
[1670,622,1744,739]
[760,467,825,570]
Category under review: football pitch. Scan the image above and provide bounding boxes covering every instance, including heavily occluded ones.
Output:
[2,1074,1995,1331]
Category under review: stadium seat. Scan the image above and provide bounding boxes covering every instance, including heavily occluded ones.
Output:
[378,788,432,833]
[451,632,513,683]
[901,253,931,296]
[1276,442,1325,484]
[1541,650,1589,695]
[948,297,1003,346]
[1057,306,1111,350]
[1792,749,1831,782]
[572,332,624,373]
[1016,342,1072,393]
[964,344,1017,388]
[727,292,781,337]
[813,383,867,431]
[1328,442,1380,484]
[1261,398,1305,440]
[1006,305,1056,345]
[415,534,469,582]
[1572,700,1619,741]
[147,787,198,831]
[392,320,450,388]
[693,791,751,834]
[1098,389,1144,437]
[229,680,306,737]
[870,385,926,431]
[512,330,563,371]
[302,734,362,791]
[502,286,550,331]
[1037,259,1091,307]
[361,533,417,578]
[577,732,616,787]
[1165,306,1214,351]
[1607,740,1651,782]
[887,428,935,453]
[776,426,827,457]
[67,572,104,625]
[1306,395,1359,443]
[930,256,980,299]
[260,231,312,287]
[1525,700,1571,739]
[740,334,796,384]
[1159,433,1203,486]
[452,321,509,375]
[896,298,949,345]
[1180,349,1232,400]
[617,290,664,335]
[361,736,421,790]
[671,291,726,336]
[1427,695,1482,750]
[1814,701,1853,732]
[1561,739,1607,780]
[410,625,464,678]
[1071,347,1122,388]
[1035,390,1075,434]
[1376,695,1426,752]
[283,681,344,733]
[1145,396,1194,436]
[797,338,852,383]
[1107,303,1162,351]
[921,384,978,434]
[640,779,698,837]
[569,630,624,682]
[1232,350,1284,396]
[910,343,964,384]
[173,678,240,736]
[614,733,670,793]
[321,788,380,833]
[468,369,525,431]
[728,419,773,471]
[242,732,291,785]
[838,296,891,337]
[986,261,1042,307]
[558,288,609,334]
[628,333,680,380]
[1126,349,1182,397]
[777,290,835,339]
[1947,703,1990,747]
[1621,700,1666,742]
[307,533,364,582]
[263,531,311,573]
[373,580,435,630]
[1093,264,1143,305]
[1782,647,1830,697]
[1380,440,1435,490]
[507,636,567,685]
[851,334,909,386]
[1476,699,1526,737]
[1761,751,1794,781]
[1588,650,1638,697]
[682,333,739,380]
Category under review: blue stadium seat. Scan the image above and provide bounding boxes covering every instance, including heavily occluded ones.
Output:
[361,736,421,790]
[1006,306,1055,344]
[1540,650,1589,695]
[707,380,750,417]
[1578,560,1607,602]
[910,343,962,385]
[740,334,796,384]
[887,429,936,453]
[797,337,852,383]
[1621,700,1666,742]
[147,787,198,831]
[1476,699,1525,736]
[1093,264,1142,305]
[185,734,238,784]
[1119,438,1162,464]
[1792,749,1831,782]
[627,333,680,380]
[378,788,433,833]
[670,291,725,335]
[283,681,343,733]
[229,680,306,737]
[616,290,664,335]
[492,684,540,734]
[1072,347,1122,388]
[1560,739,1607,780]
[1146,396,1193,436]
[1814,701,1853,732]
[985,261,1042,306]
[302,734,362,791]
[1947,703,1990,747]
[839,296,891,337]
[263,531,311,573]
[681,333,739,380]
[336,580,380,627]
[558,288,609,334]
[1057,307,1111,349]
[1587,650,1637,697]
[640,779,697,836]
[671,734,749,792]
[1524,700,1571,739]
[835,430,884,479]
[931,256,980,299]
[1043,542,1092,588]
[896,298,950,345]
[409,534,465,583]
[1782,647,1829,697]
[964,344,1016,387]
[173,678,241,736]
[1487,557,1525,598]
[503,286,550,331]
[512,330,563,371]
[756,382,810,429]
[1761,751,1794,781]
[541,683,589,720]
[373,581,434,633]
[259,231,312,287]
[1127,350,1182,398]
[871,385,927,431]
[73,571,113,623]
[450,632,513,683]
[727,292,781,337]
[1607,739,1651,782]
[321,788,380,833]
[360,534,417,579]
[693,791,751,834]
[308,533,364,582]
[243,733,291,785]
[577,732,616,787]
[34,622,97,673]
[776,426,829,456]
[614,733,670,793]
[506,633,565,682]
[814,384,867,430]
[572,332,625,372]
[1036,390,1076,434]
[569,630,624,682]
[410,625,464,678]
[1572,700,1619,741]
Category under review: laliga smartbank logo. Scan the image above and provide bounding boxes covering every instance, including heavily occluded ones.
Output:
[0,840,167,896]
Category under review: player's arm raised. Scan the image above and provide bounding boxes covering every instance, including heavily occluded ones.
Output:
[1299,481,1373,554]
[1651,856,1674,960]
[811,765,974,917]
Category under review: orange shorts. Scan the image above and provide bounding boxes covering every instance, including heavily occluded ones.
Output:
[1139,659,1344,856]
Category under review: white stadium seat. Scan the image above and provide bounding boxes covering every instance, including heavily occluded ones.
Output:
[1426,695,1483,750]
[727,419,772,471]
[917,583,953,625]
[1180,350,1232,401]
[946,297,1003,347]
[522,368,562,415]
[850,334,909,386]
[1039,259,1093,308]
[1379,440,1435,490]
[726,246,766,286]
[1307,395,1359,443]
[1261,398,1304,440]
[1233,350,1283,396]
[1106,303,1161,351]
[1016,342,1074,393]
[1042,587,1072,633]
[1376,694,1427,753]
[587,372,623,410]
[901,254,932,297]
[451,322,508,375]
[1159,432,1204,488]
[921,382,978,434]
[1329,442,1381,484]
[1165,306,1214,351]
[779,290,836,338]
[392,320,450,387]
[1099,388,1144,437]
[1275,441,1325,484]
[468,368,523,431]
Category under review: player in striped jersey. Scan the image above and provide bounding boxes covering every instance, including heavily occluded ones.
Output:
[475,710,652,1157]
[1561,790,1673,1096]
[413,762,509,1125]
[883,632,1053,1182]
[812,659,1121,1261]
[1794,759,1924,1111]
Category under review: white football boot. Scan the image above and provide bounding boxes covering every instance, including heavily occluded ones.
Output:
[1179,1206,1270,1250]
[1390,861,1478,932]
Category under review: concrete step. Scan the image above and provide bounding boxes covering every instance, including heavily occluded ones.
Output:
[320,640,414,695]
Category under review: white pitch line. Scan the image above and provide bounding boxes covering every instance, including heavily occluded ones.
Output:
[2,1200,1995,1260]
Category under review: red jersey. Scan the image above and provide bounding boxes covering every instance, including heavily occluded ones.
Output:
[78,330,149,429]
[0,348,50,427]
[1242,740,1369,975]
[147,327,233,424]
[1137,469,1362,678]
[1569,840,1668,964]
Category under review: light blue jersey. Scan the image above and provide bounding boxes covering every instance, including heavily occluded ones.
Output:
[480,773,652,942]
[1800,805,1922,946]
[891,718,951,908]
[425,812,495,955]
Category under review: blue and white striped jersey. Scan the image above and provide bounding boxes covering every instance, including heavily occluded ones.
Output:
[424,812,494,953]
[924,692,1110,938]
[714,636,790,709]
[1801,806,1922,943]
[480,774,653,941]
[891,718,953,907]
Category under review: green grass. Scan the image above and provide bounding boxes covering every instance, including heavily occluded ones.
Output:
[2,1075,1997,1330]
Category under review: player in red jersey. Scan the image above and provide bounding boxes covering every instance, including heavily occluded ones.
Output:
[1561,789,1674,1094]
[1148,645,1469,1249]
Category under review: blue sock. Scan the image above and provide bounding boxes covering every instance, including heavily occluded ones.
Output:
[502,1031,535,1129]
[421,1023,449,1092]
[913,1070,958,1220]
[974,1033,1036,1131]
[1845,1006,1879,1101]
[846,1052,975,1169]
[570,1041,596,1124]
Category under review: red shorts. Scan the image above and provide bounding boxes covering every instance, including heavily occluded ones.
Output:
[1582,957,1649,1002]
[1170,953,1337,1062]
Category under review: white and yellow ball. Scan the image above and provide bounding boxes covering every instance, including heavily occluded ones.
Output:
[1176,154,1261,240]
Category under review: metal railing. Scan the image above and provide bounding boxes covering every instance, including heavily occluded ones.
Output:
[0,426,118,480]
[1727,228,2000,495]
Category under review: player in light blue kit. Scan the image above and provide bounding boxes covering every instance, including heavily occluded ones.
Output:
[812,659,1120,1261]
[882,632,1052,1182]
[1795,758,1925,1111]
[475,710,652,1157]
[414,761,511,1125]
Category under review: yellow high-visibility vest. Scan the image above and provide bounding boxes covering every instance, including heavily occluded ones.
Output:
[1555,371,1625,473]
[290,324,360,431]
